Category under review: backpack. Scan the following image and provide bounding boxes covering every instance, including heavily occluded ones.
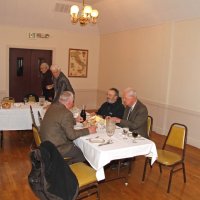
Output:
[28,141,78,200]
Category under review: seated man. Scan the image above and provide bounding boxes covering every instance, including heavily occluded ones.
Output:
[110,87,148,138]
[95,88,125,119]
[40,91,96,164]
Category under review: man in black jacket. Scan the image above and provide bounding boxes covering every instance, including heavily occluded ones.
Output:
[95,88,125,119]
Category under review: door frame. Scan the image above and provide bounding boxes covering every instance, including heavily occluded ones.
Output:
[6,45,55,97]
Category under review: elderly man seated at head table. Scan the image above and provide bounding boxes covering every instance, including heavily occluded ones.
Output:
[110,87,148,139]
[40,91,96,164]
[91,88,125,119]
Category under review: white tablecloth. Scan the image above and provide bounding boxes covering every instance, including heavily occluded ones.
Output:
[0,103,44,130]
[74,127,157,181]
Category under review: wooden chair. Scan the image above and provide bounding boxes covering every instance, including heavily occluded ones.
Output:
[70,162,100,200]
[31,127,99,199]
[32,124,41,147]
[147,115,153,137]
[24,93,39,102]
[142,123,187,193]
[38,111,42,126]
[30,105,36,127]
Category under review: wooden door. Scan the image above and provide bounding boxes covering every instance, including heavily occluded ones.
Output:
[9,48,52,102]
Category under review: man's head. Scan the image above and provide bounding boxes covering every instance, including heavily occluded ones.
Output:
[59,91,74,109]
[106,88,119,104]
[40,63,49,74]
[50,64,61,78]
[123,87,137,107]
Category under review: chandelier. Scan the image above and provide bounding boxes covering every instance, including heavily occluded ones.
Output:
[70,0,99,26]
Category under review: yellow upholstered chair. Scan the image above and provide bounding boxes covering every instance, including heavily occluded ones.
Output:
[38,111,42,127]
[28,95,36,102]
[142,123,187,193]
[30,105,37,127]
[32,124,41,147]
[147,115,153,137]
[70,162,99,200]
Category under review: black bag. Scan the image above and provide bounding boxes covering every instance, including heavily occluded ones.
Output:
[28,141,78,200]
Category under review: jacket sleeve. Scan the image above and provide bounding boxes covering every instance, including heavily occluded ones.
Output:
[119,106,148,131]
[61,111,89,140]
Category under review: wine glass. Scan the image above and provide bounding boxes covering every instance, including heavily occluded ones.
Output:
[122,127,129,139]
[106,118,116,143]
[132,131,139,143]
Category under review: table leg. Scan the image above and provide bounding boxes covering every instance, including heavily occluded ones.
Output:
[0,130,3,148]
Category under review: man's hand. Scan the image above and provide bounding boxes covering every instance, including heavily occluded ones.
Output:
[110,117,121,124]
[76,116,83,123]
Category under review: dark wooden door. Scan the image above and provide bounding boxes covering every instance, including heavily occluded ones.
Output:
[9,48,52,102]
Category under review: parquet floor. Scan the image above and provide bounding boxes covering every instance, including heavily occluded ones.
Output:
[0,131,200,200]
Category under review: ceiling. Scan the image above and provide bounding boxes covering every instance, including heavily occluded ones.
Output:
[1,0,200,34]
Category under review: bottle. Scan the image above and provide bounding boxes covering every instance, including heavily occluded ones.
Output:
[80,105,86,122]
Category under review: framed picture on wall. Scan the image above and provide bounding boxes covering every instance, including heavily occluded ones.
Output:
[68,48,88,77]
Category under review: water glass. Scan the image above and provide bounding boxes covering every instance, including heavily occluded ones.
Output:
[39,96,45,106]
[24,97,28,104]
[106,118,116,143]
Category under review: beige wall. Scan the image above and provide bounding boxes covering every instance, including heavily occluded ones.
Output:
[98,19,200,148]
[0,25,100,108]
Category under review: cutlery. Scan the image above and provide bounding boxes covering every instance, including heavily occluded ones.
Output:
[86,136,99,140]
[98,141,113,146]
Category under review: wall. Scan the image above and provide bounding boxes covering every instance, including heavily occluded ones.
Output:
[0,25,100,108]
[98,19,200,148]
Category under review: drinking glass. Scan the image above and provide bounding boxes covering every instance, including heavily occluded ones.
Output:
[106,118,116,143]
[23,97,28,104]
[39,96,45,106]
[122,127,129,139]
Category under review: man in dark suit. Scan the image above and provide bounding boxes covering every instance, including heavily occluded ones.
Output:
[40,91,96,164]
[110,87,148,138]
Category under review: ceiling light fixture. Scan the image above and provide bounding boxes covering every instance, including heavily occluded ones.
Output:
[70,0,99,26]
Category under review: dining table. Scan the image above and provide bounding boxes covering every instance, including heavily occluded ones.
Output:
[0,102,46,130]
[74,124,158,182]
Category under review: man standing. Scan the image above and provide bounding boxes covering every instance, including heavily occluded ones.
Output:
[95,88,125,119]
[110,87,148,138]
[50,64,75,102]
[40,63,54,101]
[40,91,96,164]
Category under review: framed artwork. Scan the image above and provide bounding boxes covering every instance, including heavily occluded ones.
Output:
[68,48,88,77]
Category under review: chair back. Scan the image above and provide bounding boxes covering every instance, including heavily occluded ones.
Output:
[30,105,36,126]
[38,111,42,126]
[165,123,187,150]
[147,116,153,136]
[28,95,36,102]
[24,93,39,102]
[32,124,41,147]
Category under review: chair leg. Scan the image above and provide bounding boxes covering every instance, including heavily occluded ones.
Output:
[128,158,133,175]
[159,164,162,173]
[167,167,174,193]
[142,158,149,181]
[0,131,3,148]
[117,160,121,176]
[182,163,186,182]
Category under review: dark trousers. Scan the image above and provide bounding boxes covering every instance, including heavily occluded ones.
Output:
[63,144,86,164]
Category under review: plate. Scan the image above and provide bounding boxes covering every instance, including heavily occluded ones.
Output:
[89,138,105,143]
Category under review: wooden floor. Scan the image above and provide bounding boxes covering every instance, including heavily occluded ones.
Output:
[0,131,200,200]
